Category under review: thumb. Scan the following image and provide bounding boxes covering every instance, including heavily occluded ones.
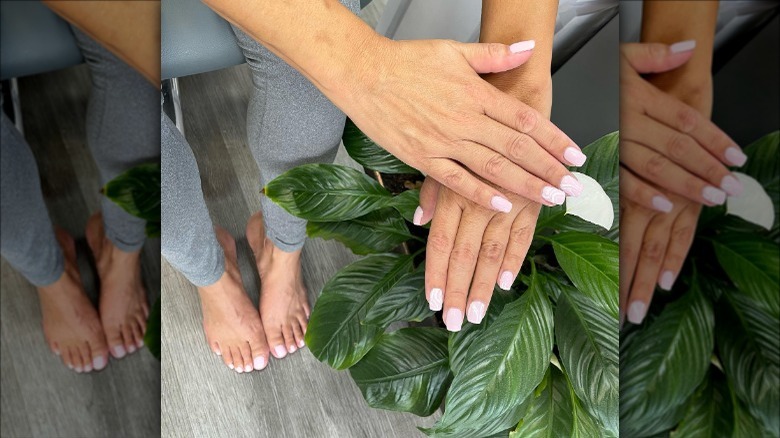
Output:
[621,40,696,74]
[414,178,441,226]
[456,40,535,74]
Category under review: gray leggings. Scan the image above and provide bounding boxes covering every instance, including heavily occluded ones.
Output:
[0,27,159,287]
[161,0,360,287]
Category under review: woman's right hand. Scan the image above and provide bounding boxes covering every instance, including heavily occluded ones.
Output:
[332,38,587,211]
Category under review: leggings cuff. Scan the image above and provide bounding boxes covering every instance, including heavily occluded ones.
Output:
[265,228,305,253]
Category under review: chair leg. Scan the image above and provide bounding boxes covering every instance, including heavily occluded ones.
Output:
[10,77,23,136]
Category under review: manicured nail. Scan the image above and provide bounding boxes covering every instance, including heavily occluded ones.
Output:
[498,270,514,290]
[54,349,61,356]
[215,348,222,356]
[658,270,676,291]
[563,147,587,166]
[627,301,647,325]
[67,363,74,370]
[137,339,144,348]
[84,364,93,373]
[542,186,566,205]
[127,344,136,354]
[721,175,743,197]
[444,308,463,332]
[509,40,535,53]
[93,356,106,371]
[467,301,486,324]
[651,195,674,213]
[228,363,234,370]
[413,206,423,226]
[254,356,266,370]
[274,345,287,358]
[112,345,126,359]
[288,345,297,353]
[670,39,696,53]
[74,365,83,373]
[491,196,513,213]
[247,362,255,372]
[725,146,747,167]
[298,339,305,348]
[560,175,583,197]
[236,365,244,373]
[429,288,443,311]
[702,186,727,205]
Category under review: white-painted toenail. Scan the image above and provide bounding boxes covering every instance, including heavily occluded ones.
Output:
[127,344,136,354]
[136,339,144,348]
[245,363,254,372]
[254,356,266,370]
[84,364,93,373]
[274,345,287,358]
[228,363,234,369]
[288,345,297,353]
[236,365,243,373]
[93,356,106,370]
[112,345,126,358]
[74,365,83,373]
[298,339,305,348]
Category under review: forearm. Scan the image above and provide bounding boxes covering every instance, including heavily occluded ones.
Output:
[641,0,719,115]
[42,1,160,88]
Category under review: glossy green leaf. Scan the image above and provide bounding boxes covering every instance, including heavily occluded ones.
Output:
[423,266,554,437]
[349,327,451,416]
[555,290,618,435]
[103,161,160,222]
[265,164,394,221]
[712,233,779,318]
[674,370,734,437]
[342,118,419,174]
[305,254,413,369]
[144,297,160,360]
[363,269,432,327]
[390,189,421,223]
[620,282,714,437]
[306,208,412,255]
[546,232,619,318]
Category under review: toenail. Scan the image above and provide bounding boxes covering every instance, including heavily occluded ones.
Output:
[288,345,297,353]
[136,339,144,348]
[112,345,126,358]
[66,363,73,370]
[93,356,106,370]
[274,345,287,358]
[74,366,83,373]
[215,350,222,356]
[245,363,254,372]
[228,363,234,370]
[127,344,136,354]
[236,365,244,373]
[298,340,305,348]
[253,356,266,370]
[84,364,93,373]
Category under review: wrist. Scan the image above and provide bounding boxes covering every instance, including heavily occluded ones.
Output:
[649,74,713,116]
[486,72,553,116]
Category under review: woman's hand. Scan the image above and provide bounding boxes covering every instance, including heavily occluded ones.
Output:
[620,41,746,208]
[337,38,587,212]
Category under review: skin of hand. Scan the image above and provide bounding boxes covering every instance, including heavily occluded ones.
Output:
[203,0,586,213]
[413,0,562,332]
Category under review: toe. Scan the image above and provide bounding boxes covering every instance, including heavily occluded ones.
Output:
[292,322,305,349]
[79,343,93,373]
[210,340,222,356]
[238,342,253,372]
[106,327,126,359]
[62,349,75,370]
[266,324,287,359]
[122,325,136,355]
[70,348,84,373]
[221,344,235,370]
[131,320,145,350]
[282,324,297,354]
[230,346,244,373]
[248,336,269,371]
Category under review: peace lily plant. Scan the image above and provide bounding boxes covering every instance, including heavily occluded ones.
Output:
[265,121,620,437]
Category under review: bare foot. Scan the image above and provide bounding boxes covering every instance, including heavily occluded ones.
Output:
[86,212,149,359]
[198,227,270,373]
[247,212,310,359]
[38,228,109,373]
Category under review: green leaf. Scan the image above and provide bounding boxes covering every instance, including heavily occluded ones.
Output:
[711,233,779,318]
[511,367,602,438]
[342,118,419,174]
[555,290,618,435]
[620,282,714,437]
[545,232,619,318]
[424,265,554,437]
[307,208,412,255]
[265,164,394,221]
[349,327,451,416]
[305,254,413,369]
[103,162,161,222]
[389,189,421,223]
[674,370,734,437]
[144,297,160,360]
[363,269,432,327]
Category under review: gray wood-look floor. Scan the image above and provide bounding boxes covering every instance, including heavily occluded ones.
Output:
[161,59,439,437]
[0,66,161,438]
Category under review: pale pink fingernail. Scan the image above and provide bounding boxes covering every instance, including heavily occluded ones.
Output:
[413,206,423,226]
[560,175,583,197]
[542,186,566,205]
[509,40,535,53]
[721,175,743,196]
[563,147,587,166]
[627,301,647,325]
[498,271,514,290]
[658,270,676,291]
[467,301,486,324]
[670,39,696,53]
[651,195,674,213]
[725,146,747,167]
[444,308,463,332]
[429,288,443,311]
[491,196,513,213]
[702,186,726,205]
[254,356,266,370]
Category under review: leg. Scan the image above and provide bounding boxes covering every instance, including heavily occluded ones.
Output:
[71,27,158,358]
[1,94,108,372]
[161,112,270,372]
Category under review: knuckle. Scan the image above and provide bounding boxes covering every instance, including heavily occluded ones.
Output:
[486,43,507,59]
[483,154,507,177]
[649,43,667,60]
[442,168,465,188]
[516,108,538,133]
[479,240,505,263]
[506,135,529,161]
[676,107,698,132]
[543,162,562,183]
[641,240,665,262]
[672,224,695,243]
[644,153,669,178]
[703,163,723,181]
[427,233,452,254]
[510,223,534,244]
[450,244,478,266]
[666,134,691,160]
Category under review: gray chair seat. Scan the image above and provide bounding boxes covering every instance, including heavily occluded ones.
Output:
[0,1,83,80]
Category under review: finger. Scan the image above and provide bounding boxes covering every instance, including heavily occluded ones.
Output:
[467,213,513,325]
[428,159,514,213]
[453,144,568,206]
[443,212,493,332]
[416,178,441,226]
[658,204,701,291]
[238,341,254,372]
[619,203,655,326]
[498,203,541,290]
[628,217,674,325]
[474,119,584,197]
[625,114,743,196]
[456,40,535,74]
[620,167,674,213]
[425,193,463,312]
[621,41,695,74]
[621,140,727,206]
